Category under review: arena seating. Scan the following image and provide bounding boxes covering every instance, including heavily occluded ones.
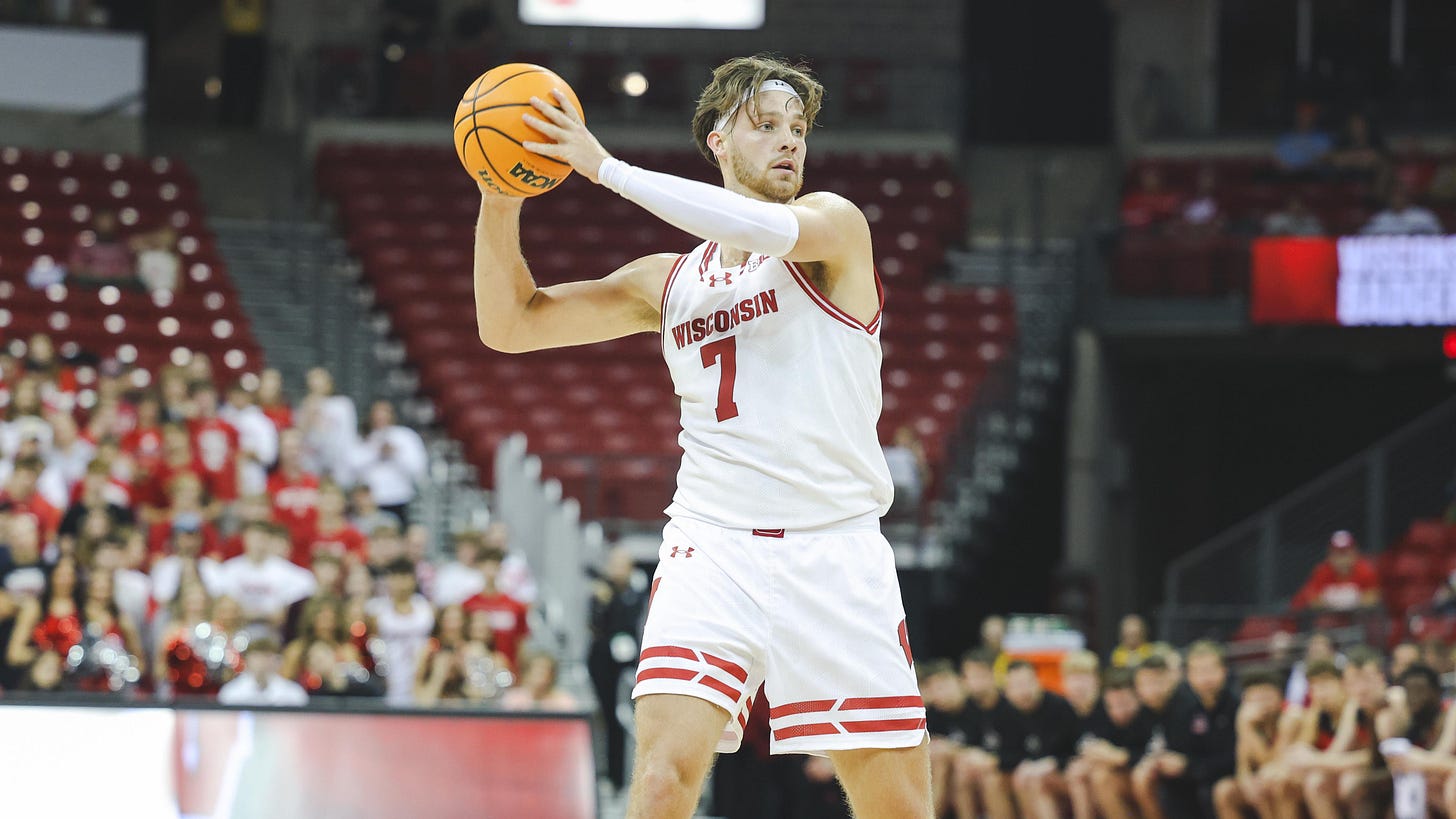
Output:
[0,147,264,378]
[1113,152,1456,298]
[1226,518,1456,652]
[318,143,1009,520]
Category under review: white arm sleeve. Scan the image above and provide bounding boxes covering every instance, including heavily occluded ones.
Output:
[598,158,800,257]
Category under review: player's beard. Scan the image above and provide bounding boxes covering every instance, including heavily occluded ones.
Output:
[728,140,802,203]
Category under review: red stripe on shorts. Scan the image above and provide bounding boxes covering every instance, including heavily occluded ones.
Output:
[773,722,842,740]
[702,652,749,683]
[751,528,785,538]
[769,699,838,720]
[639,645,698,662]
[838,714,926,734]
[840,695,924,711]
[697,675,741,702]
[636,667,696,684]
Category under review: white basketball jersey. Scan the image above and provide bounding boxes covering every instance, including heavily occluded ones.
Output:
[661,240,894,529]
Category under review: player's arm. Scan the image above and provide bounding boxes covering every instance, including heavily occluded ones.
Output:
[472,195,670,353]
[523,91,867,258]
[1297,701,1368,771]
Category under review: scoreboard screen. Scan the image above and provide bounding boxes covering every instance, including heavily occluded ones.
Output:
[519,0,765,29]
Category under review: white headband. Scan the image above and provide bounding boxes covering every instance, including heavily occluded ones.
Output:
[713,79,803,133]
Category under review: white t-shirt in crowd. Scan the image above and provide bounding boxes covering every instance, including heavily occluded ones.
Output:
[220,404,279,497]
[299,395,359,484]
[432,562,484,607]
[882,445,922,492]
[365,593,434,707]
[136,248,180,294]
[350,426,428,507]
[433,555,537,607]
[151,555,225,604]
[1361,206,1443,236]
[216,555,318,620]
[218,673,310,707]
[113,567,152,630]
[45,439,96,496]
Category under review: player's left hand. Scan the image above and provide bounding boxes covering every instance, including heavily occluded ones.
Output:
[522,90,610,184]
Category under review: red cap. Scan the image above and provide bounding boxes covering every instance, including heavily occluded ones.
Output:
[1329,530,1358,551]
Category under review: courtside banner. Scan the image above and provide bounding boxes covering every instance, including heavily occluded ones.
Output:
[0,703,596,819]
[1250,235,1456,326]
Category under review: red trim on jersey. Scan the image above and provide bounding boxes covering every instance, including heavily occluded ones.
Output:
[702,652,749,683]
[866,268,885,333]
[640,645,697,663]
[784,261,885,334]
[751,528,785,538]
[637,667,696,683]
[698,242,718,278]
[658,254,689,338]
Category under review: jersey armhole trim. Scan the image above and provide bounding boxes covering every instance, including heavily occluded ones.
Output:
[785,261,885,335]
[658,253,690,338]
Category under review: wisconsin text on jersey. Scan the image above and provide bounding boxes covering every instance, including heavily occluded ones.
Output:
[667,289,780,350]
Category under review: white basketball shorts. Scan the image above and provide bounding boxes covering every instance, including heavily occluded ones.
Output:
[631,513,926,756]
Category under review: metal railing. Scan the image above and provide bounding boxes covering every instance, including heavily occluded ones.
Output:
[1161,395,1456,644]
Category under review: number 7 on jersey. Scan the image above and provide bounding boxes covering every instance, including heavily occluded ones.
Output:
[700,336,739,422]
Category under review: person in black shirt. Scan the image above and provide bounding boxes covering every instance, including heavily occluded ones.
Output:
[1214,669,1284,818]
[1072,667,1158,819]
[920,658,970,816]
[1137,640,1238,819]
[951,648,1017,819]
[996,659,1082,818]
[587,546,648,794]
[1383,665,1456,817]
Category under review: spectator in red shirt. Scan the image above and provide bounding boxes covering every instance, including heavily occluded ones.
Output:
[268,429,321,550]
[187,382,240,504]
[0,457,62,542]
[121,393,166,475]
[139,423,201,523]
[146,472,223,563]
[1120,166,1182,231]
[1291,530,1381,611]
[293,481,365,569]
[67,209,137,287]
[256,368,293,432]
[461,546,529,667]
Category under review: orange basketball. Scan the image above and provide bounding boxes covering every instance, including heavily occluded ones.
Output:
[454,63,582,198]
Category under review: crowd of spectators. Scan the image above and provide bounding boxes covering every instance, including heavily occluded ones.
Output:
[1119,104,1454,240]
[0,332,573,713]
[23,208,185,295]
[919,616,1456,819]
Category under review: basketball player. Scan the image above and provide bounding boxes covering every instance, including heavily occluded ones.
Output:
[470,55,928,817]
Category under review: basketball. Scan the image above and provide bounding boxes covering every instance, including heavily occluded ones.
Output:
[454,63,583,197]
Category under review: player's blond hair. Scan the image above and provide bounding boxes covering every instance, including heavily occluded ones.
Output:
[692,54,825,167]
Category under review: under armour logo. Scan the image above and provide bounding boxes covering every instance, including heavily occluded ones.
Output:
[668,546,695,558]
[701,270,733,287]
